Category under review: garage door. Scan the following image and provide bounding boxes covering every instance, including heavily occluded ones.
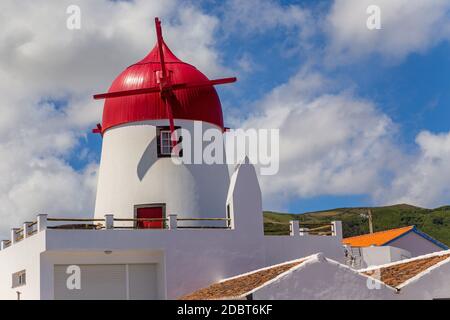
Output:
[54,264,158,300]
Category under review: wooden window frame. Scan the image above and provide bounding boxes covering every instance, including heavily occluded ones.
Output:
[12,270,26,288]
[156,126,182,158]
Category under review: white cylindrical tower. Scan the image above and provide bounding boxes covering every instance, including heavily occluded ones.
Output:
[93,22,233,227]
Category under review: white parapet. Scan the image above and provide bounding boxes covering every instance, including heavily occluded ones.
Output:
[168,214,178,230]
[37,214,48,232]
[225,156,263,234]
[0,240,9,250]
[299,228,309,236]
[332,221,343,239]
[11,228,19,244]
[104,214,114,230]
[290,220,299,236]
[23,222,32,238]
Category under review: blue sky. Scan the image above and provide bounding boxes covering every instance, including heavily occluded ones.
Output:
[214,0,450,213]
[1,0,450,235]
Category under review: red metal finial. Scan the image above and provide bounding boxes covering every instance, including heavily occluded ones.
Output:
[155,17,168,83]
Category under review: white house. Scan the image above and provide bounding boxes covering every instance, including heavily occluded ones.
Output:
[0,19,345,300]
[343,226,448,269]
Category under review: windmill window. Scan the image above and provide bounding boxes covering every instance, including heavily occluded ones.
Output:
[160,130,172,155]
[157,126,182,158]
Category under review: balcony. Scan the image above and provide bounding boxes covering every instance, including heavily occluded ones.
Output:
[0,213,342,251]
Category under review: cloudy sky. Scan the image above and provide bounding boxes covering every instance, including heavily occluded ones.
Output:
[0,0,450,234]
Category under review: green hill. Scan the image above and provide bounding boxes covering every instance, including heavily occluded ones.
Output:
[263,204,450,246]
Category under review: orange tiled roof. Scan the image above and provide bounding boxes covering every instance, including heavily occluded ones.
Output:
[363,252,450,288]
[342,226,414,247]
[179,259,306,300]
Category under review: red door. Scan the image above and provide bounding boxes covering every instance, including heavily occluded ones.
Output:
[136,206,164,229]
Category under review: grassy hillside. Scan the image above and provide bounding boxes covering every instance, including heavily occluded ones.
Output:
[263,204,450,246]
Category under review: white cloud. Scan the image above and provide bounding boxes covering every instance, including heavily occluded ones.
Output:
[325,0,450,63]
[214,0,323,79]
[220,0,316,48]
[0,0,225,97]
[240,66,450,211]
[221,0,450,210]
[0,0,225,236]
[241,69,402,210]
[378,131,450,208]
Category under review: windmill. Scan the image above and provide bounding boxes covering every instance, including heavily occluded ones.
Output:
[93,17,236,147]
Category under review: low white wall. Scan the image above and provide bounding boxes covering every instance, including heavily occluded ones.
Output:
[361,246,411,267]
[264,236,345,265]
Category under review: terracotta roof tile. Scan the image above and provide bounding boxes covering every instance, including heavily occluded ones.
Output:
[342,226,414,247]
[180,260,305,300]
[363,253,450,288]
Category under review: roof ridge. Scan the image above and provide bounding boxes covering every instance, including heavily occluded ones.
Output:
[396,255,450,289]
[217,254,319,284]
[233,255,321,299]
[325,257,399,292]
[360,251,450,289]
[360,249,450,272]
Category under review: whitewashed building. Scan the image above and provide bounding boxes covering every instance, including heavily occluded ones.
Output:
[343,226,448,269]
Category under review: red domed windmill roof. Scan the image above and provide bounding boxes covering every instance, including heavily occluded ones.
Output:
[93,18,236,140]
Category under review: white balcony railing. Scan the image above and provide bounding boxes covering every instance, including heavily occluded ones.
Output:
[0,213,342,251]
[0,214,233,250]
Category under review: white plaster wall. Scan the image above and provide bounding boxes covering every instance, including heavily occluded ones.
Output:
[264,236,346,265]
[361,246,411,267]
[253,256,397,300]
[95,120,230,222]
[0,232,46,300]
[397,259,450,300]
[226,158,264,235]
[390,232,444,257]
